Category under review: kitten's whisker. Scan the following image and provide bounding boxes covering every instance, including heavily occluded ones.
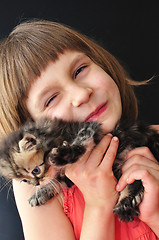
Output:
[53,177,61,185]
[35,186,39,199]
[51,178,66,203]
[51,178,63,202]
[0,178,12,193]
[51,180,64,203]
[49,179,61,195]
[6,183,13,200]
[0,178,13,202]
[53,178,63,189]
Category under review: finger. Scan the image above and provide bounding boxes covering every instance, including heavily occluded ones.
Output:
[85,134,113,168]
[125,147,157,162]
[116,160,146,191]
[126,168,159,200]
[122,154,159,173]
[65,134,113,178]
[116,163,159,192]
[116,167,145,192]
[126,169,153,185]
[100,136,119,171]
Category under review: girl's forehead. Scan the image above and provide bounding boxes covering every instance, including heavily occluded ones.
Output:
[53,50,88,63]
[37,50,89,76]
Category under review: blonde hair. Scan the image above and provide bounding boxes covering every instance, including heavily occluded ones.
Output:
[0,19,141,135]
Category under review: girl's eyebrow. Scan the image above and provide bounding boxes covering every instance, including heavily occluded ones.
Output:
[70,53,88,70]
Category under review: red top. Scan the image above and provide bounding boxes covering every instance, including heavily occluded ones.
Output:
[63,185,158,240]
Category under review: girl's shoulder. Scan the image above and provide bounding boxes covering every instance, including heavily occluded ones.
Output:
[13,180,76,240]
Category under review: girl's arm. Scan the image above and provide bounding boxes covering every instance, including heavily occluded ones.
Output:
[81,205,115,239]
[66,134,119,239]
[13,180,76,240]
[13,134,119,240]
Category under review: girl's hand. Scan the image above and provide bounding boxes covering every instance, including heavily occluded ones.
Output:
[116,146,159,234]
[65,134,119,209]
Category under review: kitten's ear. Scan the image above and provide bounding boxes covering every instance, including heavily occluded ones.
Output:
[19,133,38,152]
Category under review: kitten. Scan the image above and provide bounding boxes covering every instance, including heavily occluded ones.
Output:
[0,118,103,205]
[0,118,159,222]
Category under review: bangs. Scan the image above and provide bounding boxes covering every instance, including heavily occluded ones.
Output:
[3,20,91,100]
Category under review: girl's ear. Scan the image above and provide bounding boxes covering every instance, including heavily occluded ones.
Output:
[19,133,37,152]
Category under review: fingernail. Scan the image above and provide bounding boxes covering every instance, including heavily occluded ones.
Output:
[124,154,128,161]
[116,184,120,191]
[113,136,119,142]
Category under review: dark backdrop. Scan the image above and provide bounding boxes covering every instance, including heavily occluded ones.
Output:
[0,1,159,239]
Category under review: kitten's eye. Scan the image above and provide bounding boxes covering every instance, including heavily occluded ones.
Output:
[74,66,87,79]
[22,179,28,183]
[32,166,41,176]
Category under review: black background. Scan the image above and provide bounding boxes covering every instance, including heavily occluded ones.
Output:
[0,1,159,239]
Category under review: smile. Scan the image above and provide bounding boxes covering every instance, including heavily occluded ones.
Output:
[85,102,108,122]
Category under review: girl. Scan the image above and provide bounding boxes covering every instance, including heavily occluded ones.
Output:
[0,20,159,240]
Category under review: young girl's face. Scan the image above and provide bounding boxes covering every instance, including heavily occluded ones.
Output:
[26,50,122,133]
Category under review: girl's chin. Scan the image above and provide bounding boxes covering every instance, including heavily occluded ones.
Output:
[100,120,119,134]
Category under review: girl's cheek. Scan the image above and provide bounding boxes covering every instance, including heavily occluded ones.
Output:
[45,110,58,120]
[45,106,68,121]
[92,73,116,92]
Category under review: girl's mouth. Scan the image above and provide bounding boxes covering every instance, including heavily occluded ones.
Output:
[85,102,108,122]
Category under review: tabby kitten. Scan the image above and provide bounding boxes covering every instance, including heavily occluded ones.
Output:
[0,118,103,205]
[0,118,159,222]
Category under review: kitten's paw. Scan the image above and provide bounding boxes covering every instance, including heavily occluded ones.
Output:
[76,127,95,142]
[28,184,55,207]
[72,122,102,145]
[48,143,86,166]
[28,194,44,207]
[113,192,143,222]
[113,197,139,221]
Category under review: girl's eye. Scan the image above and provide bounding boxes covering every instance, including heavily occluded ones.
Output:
[74,66,87,79]
[45,95,57,107]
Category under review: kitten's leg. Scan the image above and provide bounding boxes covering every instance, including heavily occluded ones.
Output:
[72,122,103,146]
[113,180,144,221]
[48,143,86,166]
[49,122,103,166]
[28,181,59,207]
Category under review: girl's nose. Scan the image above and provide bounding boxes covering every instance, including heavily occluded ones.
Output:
[71,87,93,107]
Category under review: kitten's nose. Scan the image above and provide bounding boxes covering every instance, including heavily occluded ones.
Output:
[34,178,40,186]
